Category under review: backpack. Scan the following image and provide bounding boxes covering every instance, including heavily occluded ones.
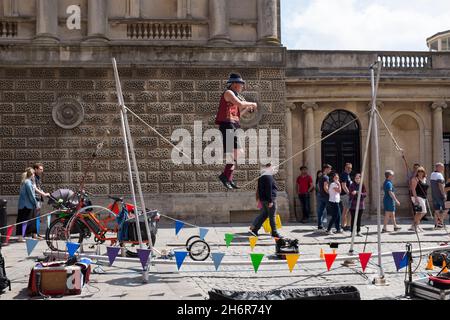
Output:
[0,251,11,293]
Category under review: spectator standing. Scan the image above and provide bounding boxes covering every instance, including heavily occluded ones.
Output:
[29,163,49,239]
[326,173,343,234]
[349,173,367,237]
[296,166,314,223]
[340,163,353,231]
[316,164,332,230]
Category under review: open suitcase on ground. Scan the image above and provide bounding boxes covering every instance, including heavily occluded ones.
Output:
[28,260,91,297]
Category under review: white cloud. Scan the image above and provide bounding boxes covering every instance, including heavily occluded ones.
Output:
[282,0,450,51]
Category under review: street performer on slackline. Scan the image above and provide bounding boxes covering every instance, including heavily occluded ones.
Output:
[215,73,257,190]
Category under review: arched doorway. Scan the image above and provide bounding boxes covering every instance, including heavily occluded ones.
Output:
[321,110,361,174]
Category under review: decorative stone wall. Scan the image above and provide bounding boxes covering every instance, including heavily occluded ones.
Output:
[0,64,288,223]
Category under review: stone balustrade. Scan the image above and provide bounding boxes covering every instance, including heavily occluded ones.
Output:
[0,21,18,37]
[126,22,192,40]
[378,53,432,69]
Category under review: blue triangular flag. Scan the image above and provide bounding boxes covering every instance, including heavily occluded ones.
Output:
[137,249,151,270]
[199,228,209,240]
[175,220,184,236]
[392,252,408,271]
[26,238,39,256]
[107,247,121,266]
[21,223,27,237]
[36,218,41,235]
[174,251,188,270]
[66,242,80,257]
[47,215,51,228]
[212,252,225,271]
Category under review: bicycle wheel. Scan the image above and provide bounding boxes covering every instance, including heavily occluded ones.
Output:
[186,235,200,251]
[188,240,210,261]
[64,214,90,246]
[45,217,76,252]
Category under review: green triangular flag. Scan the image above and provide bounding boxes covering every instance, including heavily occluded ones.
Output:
[224,234,234,248]
[250,253,265,273]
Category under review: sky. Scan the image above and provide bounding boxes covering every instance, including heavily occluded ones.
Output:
[281,0,450,51]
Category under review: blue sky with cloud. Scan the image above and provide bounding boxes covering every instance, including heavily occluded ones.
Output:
[281,0,450,51]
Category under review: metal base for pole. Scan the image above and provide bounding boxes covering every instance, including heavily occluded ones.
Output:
[373,276,389,286]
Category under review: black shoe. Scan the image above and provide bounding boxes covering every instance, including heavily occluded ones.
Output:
[249,229,259,237]
[229,180,240,189]
[271,232,283,238]
[219,174,233,190]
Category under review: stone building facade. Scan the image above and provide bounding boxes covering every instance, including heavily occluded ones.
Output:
[0,0,449,224]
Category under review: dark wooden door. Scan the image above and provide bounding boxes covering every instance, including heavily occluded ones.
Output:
[322,134,361,174]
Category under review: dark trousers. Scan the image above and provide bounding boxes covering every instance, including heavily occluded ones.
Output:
[252,201,277,235]
[316,194,328,228]
[327,202,341,232]
[298,194,311,220]
[16,208,33,236]
[350,209,364,233]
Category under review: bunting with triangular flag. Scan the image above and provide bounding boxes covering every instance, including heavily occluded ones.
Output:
[66,242,80,257]
[174,251,188,270]
[249,237,258,251]
[392,252,408,271]
[225,234,234,248]
[211,253,225,271]
[175,220,184,236]
[358,252,372,272]
[286,254,300,273]
[250,253,264,273]
[137,248,151,270]
[21,223,27,237]
[107,246,121,266]
[6,226,13,244]
[320,248,325,260]
[26,238,39,256]
[199,228,209,240]
[324,253,337,271]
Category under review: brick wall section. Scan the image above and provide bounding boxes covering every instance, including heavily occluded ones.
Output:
[0,67,286,196]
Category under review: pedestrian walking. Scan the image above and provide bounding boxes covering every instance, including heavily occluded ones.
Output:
[15,167,37,242]
[296,166,314,223]
[349,173,367,237]
[382,170,401,233]
[326,172,343,234]
[409,166,429,232]
[249,163,281,238]
[430,163,447,229]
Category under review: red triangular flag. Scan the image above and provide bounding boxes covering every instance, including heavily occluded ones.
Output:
[324,253,337,271]
[359,252,372,272]
[5,226,13,244]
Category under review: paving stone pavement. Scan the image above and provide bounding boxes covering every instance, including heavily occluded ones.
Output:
[1,218,449,300]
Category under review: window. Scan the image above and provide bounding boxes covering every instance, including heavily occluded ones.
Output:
[321,110,359,133]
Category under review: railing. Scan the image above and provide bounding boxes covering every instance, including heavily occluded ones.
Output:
[378,54,432,69]
[0,21,18,38]
[127,23,192,40]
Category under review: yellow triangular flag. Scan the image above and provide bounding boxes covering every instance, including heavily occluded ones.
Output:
[249,236,258,251]
[262,219,271,233]
[286,254,300,272]
[320,248,325,260]
[426,256,434,270]
[275,214,282,229]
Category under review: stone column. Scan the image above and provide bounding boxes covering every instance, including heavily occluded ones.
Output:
[257,0,280,45]
[431,101,448,164]
[302,103,318,173]
[209,0,231,44]
[85,0,109,42]
[35,0,59,43]
[285,104,295,219]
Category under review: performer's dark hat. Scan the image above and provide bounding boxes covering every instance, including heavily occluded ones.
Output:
[227,73,246,84]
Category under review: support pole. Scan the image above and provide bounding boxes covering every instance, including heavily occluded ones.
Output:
[112,58,147,281]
